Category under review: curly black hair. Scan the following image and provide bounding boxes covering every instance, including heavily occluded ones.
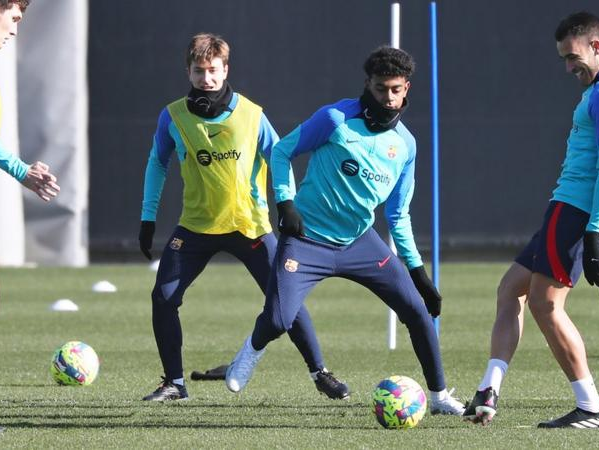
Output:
[363,46,415,79]
[555,11,599,41]
[0,0,29,12]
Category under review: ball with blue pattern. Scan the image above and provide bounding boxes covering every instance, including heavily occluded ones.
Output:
[372,375,427,429]
[50,341,99,386]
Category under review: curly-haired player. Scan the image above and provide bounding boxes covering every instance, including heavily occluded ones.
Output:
[140,33,348,402]
[225,46,465,416]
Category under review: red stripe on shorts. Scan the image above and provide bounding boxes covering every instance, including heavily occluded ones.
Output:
[546,202,572,287]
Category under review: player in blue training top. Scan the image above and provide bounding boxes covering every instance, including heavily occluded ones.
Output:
[464,12,599,428]
[0,0,60,202]
[0,0,59,435]
[225,46,465,416]
[139,33,349,401]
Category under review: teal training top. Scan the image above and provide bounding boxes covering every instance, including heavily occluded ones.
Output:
[0,144,28,181]
[0,91,29,181]
[551,78,599,230]
[271,97,423,270]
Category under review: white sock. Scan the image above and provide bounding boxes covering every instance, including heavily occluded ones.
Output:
[478,359,508,394]
[172,377,185,386]
[429,389,449,402]
[571,376,599,413]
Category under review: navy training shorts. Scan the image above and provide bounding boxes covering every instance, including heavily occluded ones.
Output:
[515,201,588,287]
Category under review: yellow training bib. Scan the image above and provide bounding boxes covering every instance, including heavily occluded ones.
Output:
[167,95,271,238]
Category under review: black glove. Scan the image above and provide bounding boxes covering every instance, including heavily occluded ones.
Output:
[276,200,304,237]
[409,265,442,317]
[139,221,156,260]
[190,364,229,381]
[583,231,599,286]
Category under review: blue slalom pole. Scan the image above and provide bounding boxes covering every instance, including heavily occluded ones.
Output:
[430,1,440,336]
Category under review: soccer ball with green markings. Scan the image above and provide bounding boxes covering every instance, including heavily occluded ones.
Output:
[372,375,427,429]
[50,341,99,386]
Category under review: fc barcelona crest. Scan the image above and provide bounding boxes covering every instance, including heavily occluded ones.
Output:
[284,258,299,273]
[387,146,397,159]
[170,238,184,250]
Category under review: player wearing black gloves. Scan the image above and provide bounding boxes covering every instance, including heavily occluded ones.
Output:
[276,200,304,237]
[225,46,464,416]
[583,231,599,286]
[138,33,347,402]
[409,266,442,317]
[138,221,155,260]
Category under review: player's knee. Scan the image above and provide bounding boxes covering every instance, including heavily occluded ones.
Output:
[497,278,527,313]
[497,287,522,314]
[260,294,295,335]
[397,302,430,328]
[527,297,553,317]
[271,314,293,336]
[497,265,529,302]
[497,277,516,301]
[151,281,182,307]
[527,294,559,319]
[254,311,288,342]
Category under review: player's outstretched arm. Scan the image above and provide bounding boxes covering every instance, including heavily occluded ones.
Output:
[20,161,60,202]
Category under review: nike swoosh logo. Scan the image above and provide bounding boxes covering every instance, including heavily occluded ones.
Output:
[208,131,221,139]
[378,255,391,268]
[346,139,359,144]
[251,240,263,250]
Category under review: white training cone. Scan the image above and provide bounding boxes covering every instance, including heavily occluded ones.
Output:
[92,280,117,293]
[150,260,160,272]
[50,299,79,312]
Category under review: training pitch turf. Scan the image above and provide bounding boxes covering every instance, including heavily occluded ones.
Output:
[1,263,598,448]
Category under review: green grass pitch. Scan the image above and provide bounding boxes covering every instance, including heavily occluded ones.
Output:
[1,263,599,448]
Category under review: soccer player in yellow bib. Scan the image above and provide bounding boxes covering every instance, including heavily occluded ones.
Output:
[140,33,349,401]
[0,0,59,202]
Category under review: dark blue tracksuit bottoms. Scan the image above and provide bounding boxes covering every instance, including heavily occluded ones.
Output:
[251,228,445,391]
[151,226,324,380]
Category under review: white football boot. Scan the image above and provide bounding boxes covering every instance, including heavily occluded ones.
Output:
[226,336,265,393]
[430,389,466,416]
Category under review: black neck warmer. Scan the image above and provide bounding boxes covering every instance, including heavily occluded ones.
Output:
[186,81,233,118]
[359,88,408,132]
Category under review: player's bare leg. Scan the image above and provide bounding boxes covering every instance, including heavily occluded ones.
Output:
[465,263,530,425]
[490,263,531,363]
[528,272,599,427]
[527,273,588,381]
